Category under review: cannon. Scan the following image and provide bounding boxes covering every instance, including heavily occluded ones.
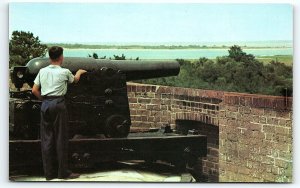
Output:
[10,57,180,139]
[9,57,208,179]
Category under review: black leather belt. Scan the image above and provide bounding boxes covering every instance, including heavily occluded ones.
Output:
[43,95,64,99]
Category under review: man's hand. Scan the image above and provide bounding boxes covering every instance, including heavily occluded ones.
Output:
[77,69,87,75]
[74,69,87,83]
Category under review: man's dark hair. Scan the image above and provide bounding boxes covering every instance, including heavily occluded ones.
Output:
[49,46,63,61]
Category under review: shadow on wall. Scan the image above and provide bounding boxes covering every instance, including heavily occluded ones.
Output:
[176,120,219,182]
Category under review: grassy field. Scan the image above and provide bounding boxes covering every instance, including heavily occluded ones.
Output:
[256,55,293,66]
[206,55,293,66]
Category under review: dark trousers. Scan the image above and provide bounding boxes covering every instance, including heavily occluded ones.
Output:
[40,97,71,179]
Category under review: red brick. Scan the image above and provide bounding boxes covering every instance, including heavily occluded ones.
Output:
[141,116,147,122]
[161,116,170,122]
[274,134,287,143]
[252,131,265,139]
[274,99,286,109]
[238,106,251,114]
[275,159,291,169]
[130,85,137,92]
[145,92,155,98]
[127,92,135,98]
[262,172,276,182]
[240,96,252,106]
[148,116,154,122]
[264,109,276,117]
[132,115,141,121]
[227,133,238,142]
[146,104,160,110]
[130,110,136,115]
[136,85,142,92]
[261,156,275,165]
[276,143,290,152]
[205,161,216,168]
[154,116,161,122]
[252,115,260,123]
[251,108,264,116]
[160,105,168,110]
[226,111,237,119]
[149,111,159,116]
[209,148,219,156]
[275,126,288,135]
[260,116,267,123]
[227,119,238,127]
[150,86,156,92]
[238,167,251,175]
[126,85,131,91]
[276,119,288,127]
[267,117,279,125]
[128,97,137,103]
[227,106,238,112]
[264,133,274,141]
[145,85,152,92]
[285,120,292,127]
[224,95,240,105]
[248,123,262,131]
[278,151,292,161]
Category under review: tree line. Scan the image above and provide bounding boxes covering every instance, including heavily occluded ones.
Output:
[136,45,292,97]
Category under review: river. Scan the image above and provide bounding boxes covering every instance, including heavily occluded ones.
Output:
[63,48,292,60]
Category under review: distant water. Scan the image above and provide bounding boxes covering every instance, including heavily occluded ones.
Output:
[63,48,293,60]
[77,40,293,48]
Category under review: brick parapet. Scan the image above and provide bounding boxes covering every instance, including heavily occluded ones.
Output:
[126,82,293,182]
[223,92,292,111]
[219,93,292,182]
[127,82,222,129]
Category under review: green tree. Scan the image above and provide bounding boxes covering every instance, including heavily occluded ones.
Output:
[9,31,47,67]
[92,52,99,59]
[113,54,126,60]
[228,45,255,62]
[228,45,244,61]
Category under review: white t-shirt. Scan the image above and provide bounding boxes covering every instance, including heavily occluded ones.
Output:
[34,65,75,96]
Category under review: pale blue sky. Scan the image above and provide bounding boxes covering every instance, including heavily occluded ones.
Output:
[9,3,293,44]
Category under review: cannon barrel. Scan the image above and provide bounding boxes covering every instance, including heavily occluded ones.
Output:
[11,57,180,88]
[27,57,179,80]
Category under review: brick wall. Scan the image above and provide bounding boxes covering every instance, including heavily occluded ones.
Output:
[127,82,222,182]
[126,82,293,182]
[127,82,222,130]
[219,93,293,182]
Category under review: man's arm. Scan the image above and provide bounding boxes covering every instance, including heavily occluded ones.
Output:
[73,69,87,83]
[32,84,43,100]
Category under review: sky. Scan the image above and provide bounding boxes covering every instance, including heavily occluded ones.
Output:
[9,3,293,44]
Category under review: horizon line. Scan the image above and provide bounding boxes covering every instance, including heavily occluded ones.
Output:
[42,40,293,44]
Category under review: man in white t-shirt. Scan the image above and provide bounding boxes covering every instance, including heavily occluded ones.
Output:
[32,46,87,181]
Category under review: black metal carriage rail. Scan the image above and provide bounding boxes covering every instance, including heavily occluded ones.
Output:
[10,133,207,169]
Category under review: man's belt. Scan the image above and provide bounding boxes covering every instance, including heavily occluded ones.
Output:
[42,95,64,99]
